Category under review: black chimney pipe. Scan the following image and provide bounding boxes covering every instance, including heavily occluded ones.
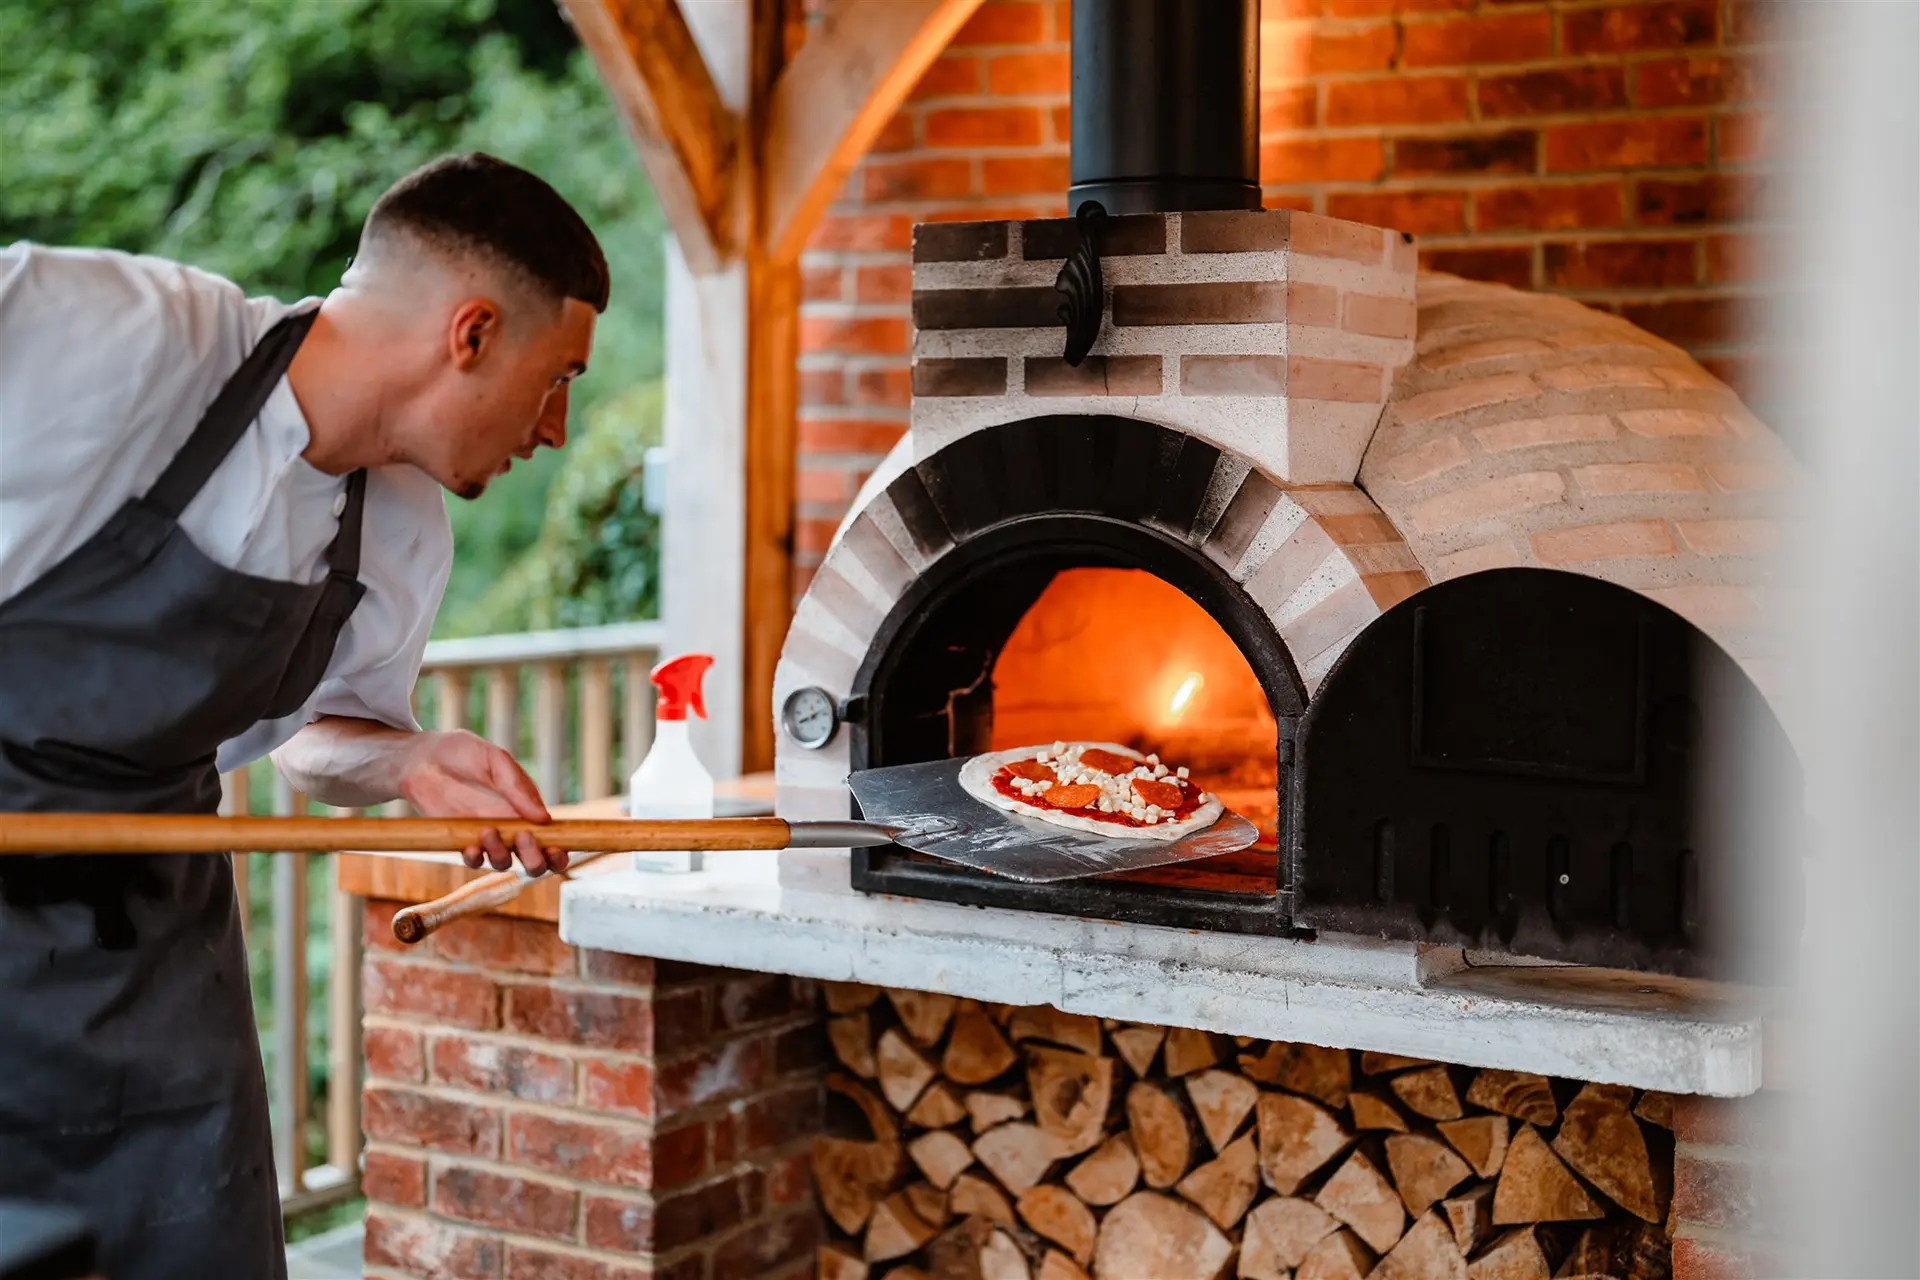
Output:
[1067,0,1262,217]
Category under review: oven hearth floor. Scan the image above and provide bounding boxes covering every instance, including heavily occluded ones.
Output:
[559,852,1772,1097]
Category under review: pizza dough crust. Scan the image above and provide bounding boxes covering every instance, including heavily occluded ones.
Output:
[959,742,1224,842]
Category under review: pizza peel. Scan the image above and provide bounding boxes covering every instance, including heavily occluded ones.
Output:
[845,757,1261,884]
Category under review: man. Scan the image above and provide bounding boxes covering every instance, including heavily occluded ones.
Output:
[0,153,603,1277]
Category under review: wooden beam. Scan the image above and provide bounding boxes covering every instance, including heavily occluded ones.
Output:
[761,0,987,265]
[559,0,741,270]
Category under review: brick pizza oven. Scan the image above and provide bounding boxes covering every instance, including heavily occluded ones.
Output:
[354,2,1795,1277]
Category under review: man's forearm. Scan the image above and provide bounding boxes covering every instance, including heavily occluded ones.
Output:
[272,716,418,809]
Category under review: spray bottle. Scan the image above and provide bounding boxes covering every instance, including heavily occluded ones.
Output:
[628,653,715,873]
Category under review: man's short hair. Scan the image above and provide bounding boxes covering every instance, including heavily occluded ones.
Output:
[363,152,610,313]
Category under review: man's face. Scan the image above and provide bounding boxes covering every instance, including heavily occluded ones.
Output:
[419,296,598,501]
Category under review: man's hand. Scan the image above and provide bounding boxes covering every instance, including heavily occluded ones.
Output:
[398,730,570,875]
[272,717,569,876]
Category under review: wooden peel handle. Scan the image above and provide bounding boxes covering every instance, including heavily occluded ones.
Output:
[0,814,794,855]
[390,849,621,943]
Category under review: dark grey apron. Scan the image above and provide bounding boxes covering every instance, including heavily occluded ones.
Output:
[0,307,367,1280]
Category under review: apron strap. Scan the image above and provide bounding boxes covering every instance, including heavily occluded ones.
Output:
[325,469,368,577]
[145,308,320,520]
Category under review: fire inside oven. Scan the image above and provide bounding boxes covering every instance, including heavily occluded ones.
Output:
[848,510,1308,935]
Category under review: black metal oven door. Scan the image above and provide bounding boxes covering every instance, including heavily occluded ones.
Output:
[1290,566,1802,982]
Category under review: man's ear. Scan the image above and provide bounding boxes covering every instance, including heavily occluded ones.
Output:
[449,299,502,370]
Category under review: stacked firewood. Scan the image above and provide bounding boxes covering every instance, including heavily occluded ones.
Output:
[812,984,1674,1280]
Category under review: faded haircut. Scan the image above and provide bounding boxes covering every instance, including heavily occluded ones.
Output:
[358,152,610,314]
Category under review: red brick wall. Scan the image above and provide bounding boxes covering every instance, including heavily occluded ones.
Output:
[1669,1092,1785,1280]
[357,902,826,1280]
[792,0,1779,597]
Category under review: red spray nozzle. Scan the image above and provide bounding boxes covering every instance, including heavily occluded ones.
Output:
[651,654,714,722]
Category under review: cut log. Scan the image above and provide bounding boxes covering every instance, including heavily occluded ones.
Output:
[1037,1251,1093,1280]
[1176,1132,1259,1230]
[1065,1134,1139,1207]
[1443,1184,1496,1255]
[1466,1228,1551,1280]
[907,1181,951,1229]
[967,1092,1029,1133]
[1185,1069,1260,1153]
[1110,1027,1165,1078]
[1385,1132,1472,1216]
[832,1013,879,1080]
[1091,1192,1233,1280]
[826,981,882,1014]
[1633,1090,1675,1130]
[868,1191,940,1263]
[911,1130,976,1191]
[1255,1093,1353,1194]
[1124,1081,1194,1188]
[973,1123,1065,1195]
[950,1172,1017,1227]
[1465,1070,1558,1126]
[979,1229,1032,1280]
[945,1006,1020,1086]
[1295,1229,1376,1280]
[1008,1007,1104,1056]
[1360,1052,1429,1075]
[888,1269,934,1280]
[1390,1065,1464,1120]
[910,1081,970,1130]
[1237,1043,1352,1108]
[1026,1047,1114,1157]
[814,1136,902,1234]
[1551,1083,1662,1223]
[821,1243,869,1280]
[932,1217,1021,1280]
[890,990,959,1047]
[1315,1150,1407,1253]
[1492,1126,1603,1225]
[1439,1115,1511,1179]
[879,1029,938,1113]
[1349,1091,1409,1132]
[1161,1026,1223,1077]
[1016,1185,1097,1265]
[1373,1209,1467,1280]
[1553,1221,1669,1280]
[832,1072,902,1142]
[1238,1197,1339,1279]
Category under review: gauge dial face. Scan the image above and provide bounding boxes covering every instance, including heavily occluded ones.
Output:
[781,686,839,749]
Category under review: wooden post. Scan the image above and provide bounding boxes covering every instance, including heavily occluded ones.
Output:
[437,669,470,733]
[580,658,614,800]
[534,660,568,804]
[623,652,656,785]
[271,777,309,1194]
[485,664,520,756]
[327,882,363,1186]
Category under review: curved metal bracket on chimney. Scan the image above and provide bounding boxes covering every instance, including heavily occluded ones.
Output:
[1054,201,1108,367]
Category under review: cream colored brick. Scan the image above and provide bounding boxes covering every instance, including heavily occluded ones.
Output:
[1675,519,1781,556]
[1538,363,1668,392]
[1287,484,1382,517]
[1720,406,1771,440]
[1472,414,1615,454]
[1531,519,1677,565]
[1707,460,1788,493]
[1280,574,1381,663]
[1387,435,1472,483]
[1288,356,1385,403]
[1419,336,1552,372]
[1291,213,1390,266]
[1574,462,1706,496]
[1391,234,1418,275]
[1407,471,1566,534]
[1618,408,1726,437]
[1344,293,1417,340]
[1288,281,1340,328]
[1345,541,1423,576]
[1395,374,1539,424]
[1655,365,1725,391]
[1435,540,1526,578]
[1362,570,1427,609]
[1648,585,1760,629]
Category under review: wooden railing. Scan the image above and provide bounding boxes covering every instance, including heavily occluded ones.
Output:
[228,621,667,1211]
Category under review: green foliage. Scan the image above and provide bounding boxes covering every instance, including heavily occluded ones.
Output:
[446,380,664,635]
[0,0,669,635]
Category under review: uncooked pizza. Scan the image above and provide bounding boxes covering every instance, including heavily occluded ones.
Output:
[958,741,1224,841]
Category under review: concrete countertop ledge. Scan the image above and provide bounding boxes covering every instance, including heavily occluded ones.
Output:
[559,852,1771,1097]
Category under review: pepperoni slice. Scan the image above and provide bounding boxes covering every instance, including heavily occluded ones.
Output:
[1132,778,1184,810]
[1044,783,1102,810]
[1078,748,1140,776]
[1004,758,1056,783]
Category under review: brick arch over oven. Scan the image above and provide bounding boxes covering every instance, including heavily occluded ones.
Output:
[772,416,1428,820]
[1358,273,1798,708]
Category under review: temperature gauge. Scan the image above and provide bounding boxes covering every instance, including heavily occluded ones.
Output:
[780,686,840,750]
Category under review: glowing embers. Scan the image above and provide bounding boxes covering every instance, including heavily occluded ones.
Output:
[989,568,1280,842]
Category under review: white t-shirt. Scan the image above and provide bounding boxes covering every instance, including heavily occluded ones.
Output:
[0,243,452,772]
